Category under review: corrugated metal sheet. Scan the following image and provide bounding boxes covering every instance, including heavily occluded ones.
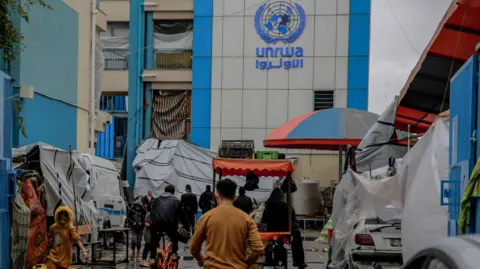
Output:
[97,96,127,159]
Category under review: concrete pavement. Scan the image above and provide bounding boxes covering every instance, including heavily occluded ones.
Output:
[71,231,328,269]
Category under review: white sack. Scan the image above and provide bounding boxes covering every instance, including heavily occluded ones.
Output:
[133,139,275,202]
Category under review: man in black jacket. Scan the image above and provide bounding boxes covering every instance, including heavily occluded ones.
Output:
[150,185,189,260]
[181,184,198,232]
[233,187,254,214]
[199,185,214,214]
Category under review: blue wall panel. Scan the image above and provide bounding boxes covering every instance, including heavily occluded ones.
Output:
[347,1,371,111]
[191,1,213,148]
[17,0,78,104]
[350,0,371,15]
[12,0,79,149]
[20,94,77,150]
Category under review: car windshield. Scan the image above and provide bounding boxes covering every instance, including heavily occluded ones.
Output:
[365,205,403,224]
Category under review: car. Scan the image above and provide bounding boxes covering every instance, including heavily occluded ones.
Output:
[402,235,480,269]
[347,205,403,269]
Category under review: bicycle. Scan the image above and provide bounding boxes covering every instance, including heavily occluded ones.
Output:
[154,225,190,269]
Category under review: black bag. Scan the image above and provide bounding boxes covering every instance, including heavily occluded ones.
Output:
[177,226,191,244]
[280,175,297,193]
[244,171,259,191]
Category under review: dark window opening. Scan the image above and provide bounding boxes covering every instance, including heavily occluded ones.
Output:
[313,91,334,111]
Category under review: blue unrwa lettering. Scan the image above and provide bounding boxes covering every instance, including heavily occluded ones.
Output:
[255,46,304,70]
[256,47,304,57]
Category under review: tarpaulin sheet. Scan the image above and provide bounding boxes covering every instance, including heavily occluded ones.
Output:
[328,118,449,267]
[14,143,99,240]
[133,140,276,202]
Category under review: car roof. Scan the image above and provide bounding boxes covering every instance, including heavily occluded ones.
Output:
[428,236,480,269]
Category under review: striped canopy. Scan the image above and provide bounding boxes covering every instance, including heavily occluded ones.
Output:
[264,108,379,150]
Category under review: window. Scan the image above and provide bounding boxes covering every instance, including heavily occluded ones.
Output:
[313,91,334,111]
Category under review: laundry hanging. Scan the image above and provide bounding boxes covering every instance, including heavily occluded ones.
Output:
[151,92,188,140]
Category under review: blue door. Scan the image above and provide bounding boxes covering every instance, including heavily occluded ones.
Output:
[449,55,479,236]
[0,158,10,269]
[0,71,12,269]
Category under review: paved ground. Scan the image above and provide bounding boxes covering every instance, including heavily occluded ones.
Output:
[72,231,329,269]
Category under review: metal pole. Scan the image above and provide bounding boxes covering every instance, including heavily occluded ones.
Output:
[407,124,411,151]
[338,146,343,182]
[287,172,292,233]
[69,146,80,261]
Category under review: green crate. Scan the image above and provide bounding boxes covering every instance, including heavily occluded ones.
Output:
[255,151,279,160]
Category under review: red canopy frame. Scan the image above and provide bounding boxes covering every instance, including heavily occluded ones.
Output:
[212,158,295,232]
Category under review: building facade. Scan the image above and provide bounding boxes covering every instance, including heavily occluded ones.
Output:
[5,0,109,152]
[120,0,370,186]
[196,0,371,151]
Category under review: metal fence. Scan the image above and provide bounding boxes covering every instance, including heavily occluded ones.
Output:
[155,50,192,69]
[103,49,129,70]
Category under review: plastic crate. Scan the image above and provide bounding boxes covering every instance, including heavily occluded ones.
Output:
[221,140,254,149]
[255,151,279,160]
[219,148,254,159]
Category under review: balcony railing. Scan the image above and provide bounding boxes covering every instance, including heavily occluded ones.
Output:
[155,50,192,69]
[103,49,129,70]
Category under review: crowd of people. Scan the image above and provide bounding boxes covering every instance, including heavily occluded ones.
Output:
[43,179,307,269]
[130,180,306,268]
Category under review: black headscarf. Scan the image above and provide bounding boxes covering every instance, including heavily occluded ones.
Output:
[267,188,284,203]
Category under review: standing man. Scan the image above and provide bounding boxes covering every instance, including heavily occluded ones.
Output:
[199,185,214,214]
[181,184,198,232]
[233,187,254,214]
[190,179,264,268]
[150,185,189,263]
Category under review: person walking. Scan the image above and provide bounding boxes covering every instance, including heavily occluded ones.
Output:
[199,185,214,214]
[46,206,88,269]
[262,188,307,268]
[233,186,254,214]
[149,185,189,264]
[127,200,147,262]
[181,184,198,232]
[141,204,152,267]
[190,178,264,268]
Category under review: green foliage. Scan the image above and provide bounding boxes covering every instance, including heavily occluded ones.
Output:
[0,0,52,71]
[12,96,27,138]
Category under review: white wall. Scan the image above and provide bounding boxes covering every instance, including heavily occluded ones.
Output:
[210,0,350,151]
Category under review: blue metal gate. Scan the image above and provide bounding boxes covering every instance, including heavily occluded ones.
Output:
[0,158,10,269]
[0,71,12,269]
[448,55,479,236]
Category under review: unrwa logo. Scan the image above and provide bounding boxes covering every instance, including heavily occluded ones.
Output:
[255,1,306,44]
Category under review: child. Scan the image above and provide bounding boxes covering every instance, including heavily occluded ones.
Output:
[141,205,152,267]
[47,206,88,269]
[128,200,146,262]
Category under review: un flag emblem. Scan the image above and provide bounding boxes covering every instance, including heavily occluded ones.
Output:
[255,1,307,44]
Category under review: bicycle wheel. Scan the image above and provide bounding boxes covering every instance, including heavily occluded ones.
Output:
[167,252,179,269]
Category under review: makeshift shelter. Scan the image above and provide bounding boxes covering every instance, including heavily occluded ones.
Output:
[133,139,278,202]
[12,143,98,235]
[329,118,449,268]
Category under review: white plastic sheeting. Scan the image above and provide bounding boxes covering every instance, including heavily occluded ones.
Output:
[399,118,449,261]
[101,32,192,52]
[133,139,275,202]
[13,143,99,238]
[329,118,449,267]
[356,97,407,173]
